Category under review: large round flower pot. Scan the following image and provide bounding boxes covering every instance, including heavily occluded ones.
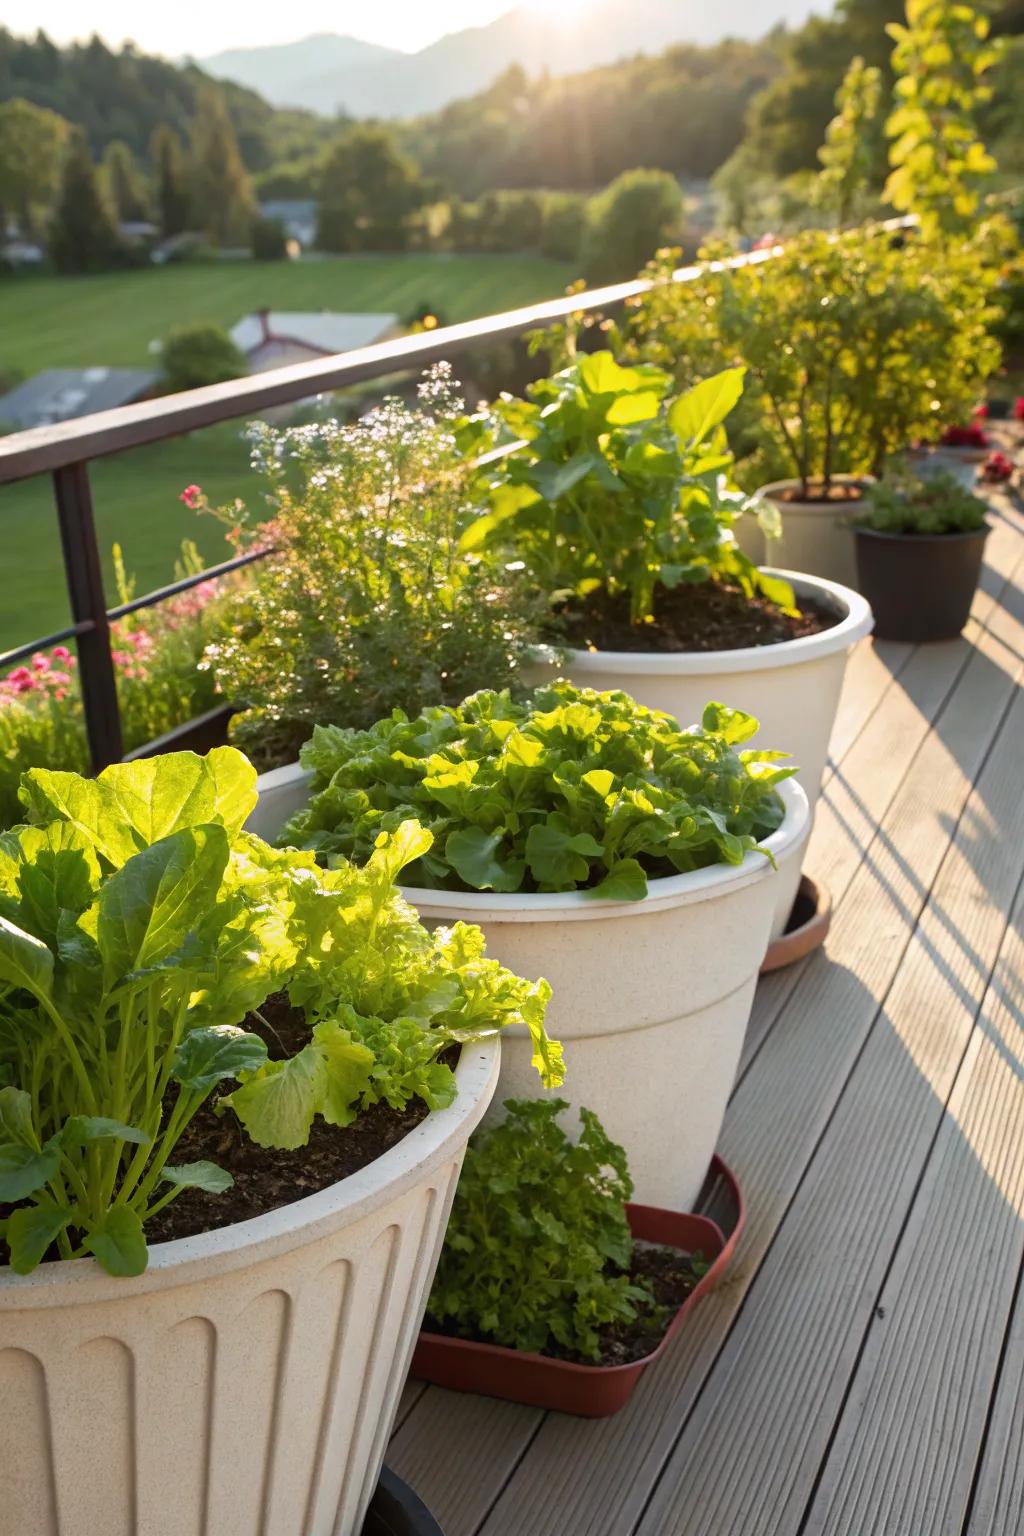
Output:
[0,1041,500,1536]
[525,570,872,939]
[854,525,989,643]
[400,779,809,1214]
[740,477,874,587]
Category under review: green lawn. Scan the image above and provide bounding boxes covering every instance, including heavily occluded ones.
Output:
[0,254,573,374]
[0,254,572,653]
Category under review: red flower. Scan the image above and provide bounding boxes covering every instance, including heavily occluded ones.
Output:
[51,645,72,662]
[1014,398,1024,422]
[939,424,990,448]
[179,484,203,510]
[973,403,989,419]
[981,451,1014,484]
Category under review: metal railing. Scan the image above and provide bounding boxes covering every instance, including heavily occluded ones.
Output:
[0,226,911,771]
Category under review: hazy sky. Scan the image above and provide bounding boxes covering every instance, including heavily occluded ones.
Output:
[0,1,554,55]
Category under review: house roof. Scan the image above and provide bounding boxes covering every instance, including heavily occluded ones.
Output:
[229,310,397,358]
[0,368,159,430]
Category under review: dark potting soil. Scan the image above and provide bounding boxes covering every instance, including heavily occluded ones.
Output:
[555,580,839,655]
[424,1241,706,1369]
[776,481,868,504]
[145,996,434,1245]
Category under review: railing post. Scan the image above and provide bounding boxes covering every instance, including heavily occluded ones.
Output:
[53,462,123,771]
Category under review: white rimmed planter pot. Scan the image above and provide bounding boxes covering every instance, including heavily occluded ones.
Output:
[740,476,874,588]
[0,1041,499,1536]
[404,779,809,1213]
[525,570,873,939]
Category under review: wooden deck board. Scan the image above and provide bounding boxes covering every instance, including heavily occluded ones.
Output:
[389,486,1024,1536]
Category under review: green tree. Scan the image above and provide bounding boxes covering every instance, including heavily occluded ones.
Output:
[885,0,1004,239]
[582,169,684,284]
[817,55,884,227]
[189,87,255,247]
[161,322,246,392]
[0,98,69,236]
[150,125,190,237]
[48,126,121,274]
[317,125,428,252]
[102,139,150,223]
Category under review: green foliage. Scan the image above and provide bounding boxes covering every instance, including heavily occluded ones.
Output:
[161,322,246,392]
[317,124,429,253]
[631,225,1004,492]
[250,214,288,261]
[859,467,990,533]
[47,126,122,275]
[582,169,684,285]
[464,351,779,626]
[283,682,794,900]
[443,189,588,263]
[189,86,256,247]
[0,747,558,1275]
[428,1098,650,1361]
[817,55,884,228]
[149,126,190,238]
[885,0,1004,240]
[102,139,149,224]
[0,98,69,235]
[203,365,543,771]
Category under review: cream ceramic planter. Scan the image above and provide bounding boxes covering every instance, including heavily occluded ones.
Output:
[741,476,874,587]
[0,1040,499,1536]
[525,570,872,938]
[403,779,809,1213]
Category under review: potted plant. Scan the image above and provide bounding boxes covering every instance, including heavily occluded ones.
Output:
[455,350,869,944]
[631,225,1003,586]
[0,747,558,1536]
[269,682,810,1210]
[414,1098,743,1416]
[853,470,990,642]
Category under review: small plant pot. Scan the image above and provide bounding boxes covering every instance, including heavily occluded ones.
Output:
[760,874,832,972]
[412,1156,744,1418]
[364,1468,444,1535]
[854,525,989,643]
[744,476,874,587]
[0,1043,500,1536]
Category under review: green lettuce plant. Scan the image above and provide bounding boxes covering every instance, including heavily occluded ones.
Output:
[0,747,559,1277]
[428,1097,651,1361]
[859,469,989,536]
[281,682,795,901]
[460,350,790,628]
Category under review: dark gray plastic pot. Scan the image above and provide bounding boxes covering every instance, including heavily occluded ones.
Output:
[364,1468,444,1535]
[854,524,989,642]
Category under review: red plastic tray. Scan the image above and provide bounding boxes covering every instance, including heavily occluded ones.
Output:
[412,1155,744,1418]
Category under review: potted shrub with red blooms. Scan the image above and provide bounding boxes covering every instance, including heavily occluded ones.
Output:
[0,747,559,1535]
[854,469,990,642]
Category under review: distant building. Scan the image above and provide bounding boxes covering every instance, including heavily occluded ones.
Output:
[258,200,317,249]
[229,310,398,373]
[0,367,159,430]
[1,239,45,269]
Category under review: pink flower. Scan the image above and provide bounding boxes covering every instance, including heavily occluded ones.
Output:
[179,484,203,510]
[31,653,50,672]
[51,646,72,662]
[1014,398,1024,423]
[973,403,989,419]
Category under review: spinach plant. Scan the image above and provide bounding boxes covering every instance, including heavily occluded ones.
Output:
[0,748,560,1276]
[859,469,989,536]
[282,682,795,900]
[461,351,791,627]
[428,1097,651,1361]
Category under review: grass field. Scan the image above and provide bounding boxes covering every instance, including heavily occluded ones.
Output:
[0,253,572,652]
[0,254,573,374]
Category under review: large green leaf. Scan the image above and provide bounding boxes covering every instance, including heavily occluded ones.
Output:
[6,1199,72,1275]
[0,1086,35,1146]
[8,824,101,946]
[226,1048,325,1150]
[310,1018,374,1127]
[701,702,760,746]
[667,367,746,447]
[0,1136,61,1201]
[161,1161,233,1194]
[524,816,604,888]
[445,827,525,892]
[87,1206,148,1277]
[95,825,230,986]
[171,1025,268,1093]
[0,914,54,1001]
[61,1116,151,1148]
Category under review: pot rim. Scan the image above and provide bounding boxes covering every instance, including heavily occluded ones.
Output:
[854,522,991,545]
[530,569,873,678]
[401,777,809,924]
[0,1037,500,1305]
[756,475,875,510]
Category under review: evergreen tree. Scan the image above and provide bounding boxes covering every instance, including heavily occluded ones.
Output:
[48,126,121,273]
[102,139,150,223]
[189,87,255,247]
[150,125,191,237]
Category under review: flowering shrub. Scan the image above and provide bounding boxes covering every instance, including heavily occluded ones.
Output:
[981,451,1014,485]
[0,542,237,829]
[939,424,990,449]
[198,364,544,772]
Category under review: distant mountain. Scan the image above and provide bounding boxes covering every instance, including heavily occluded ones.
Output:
[201,1,822,119]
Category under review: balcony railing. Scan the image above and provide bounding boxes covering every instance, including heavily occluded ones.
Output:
[0,224,911,772]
